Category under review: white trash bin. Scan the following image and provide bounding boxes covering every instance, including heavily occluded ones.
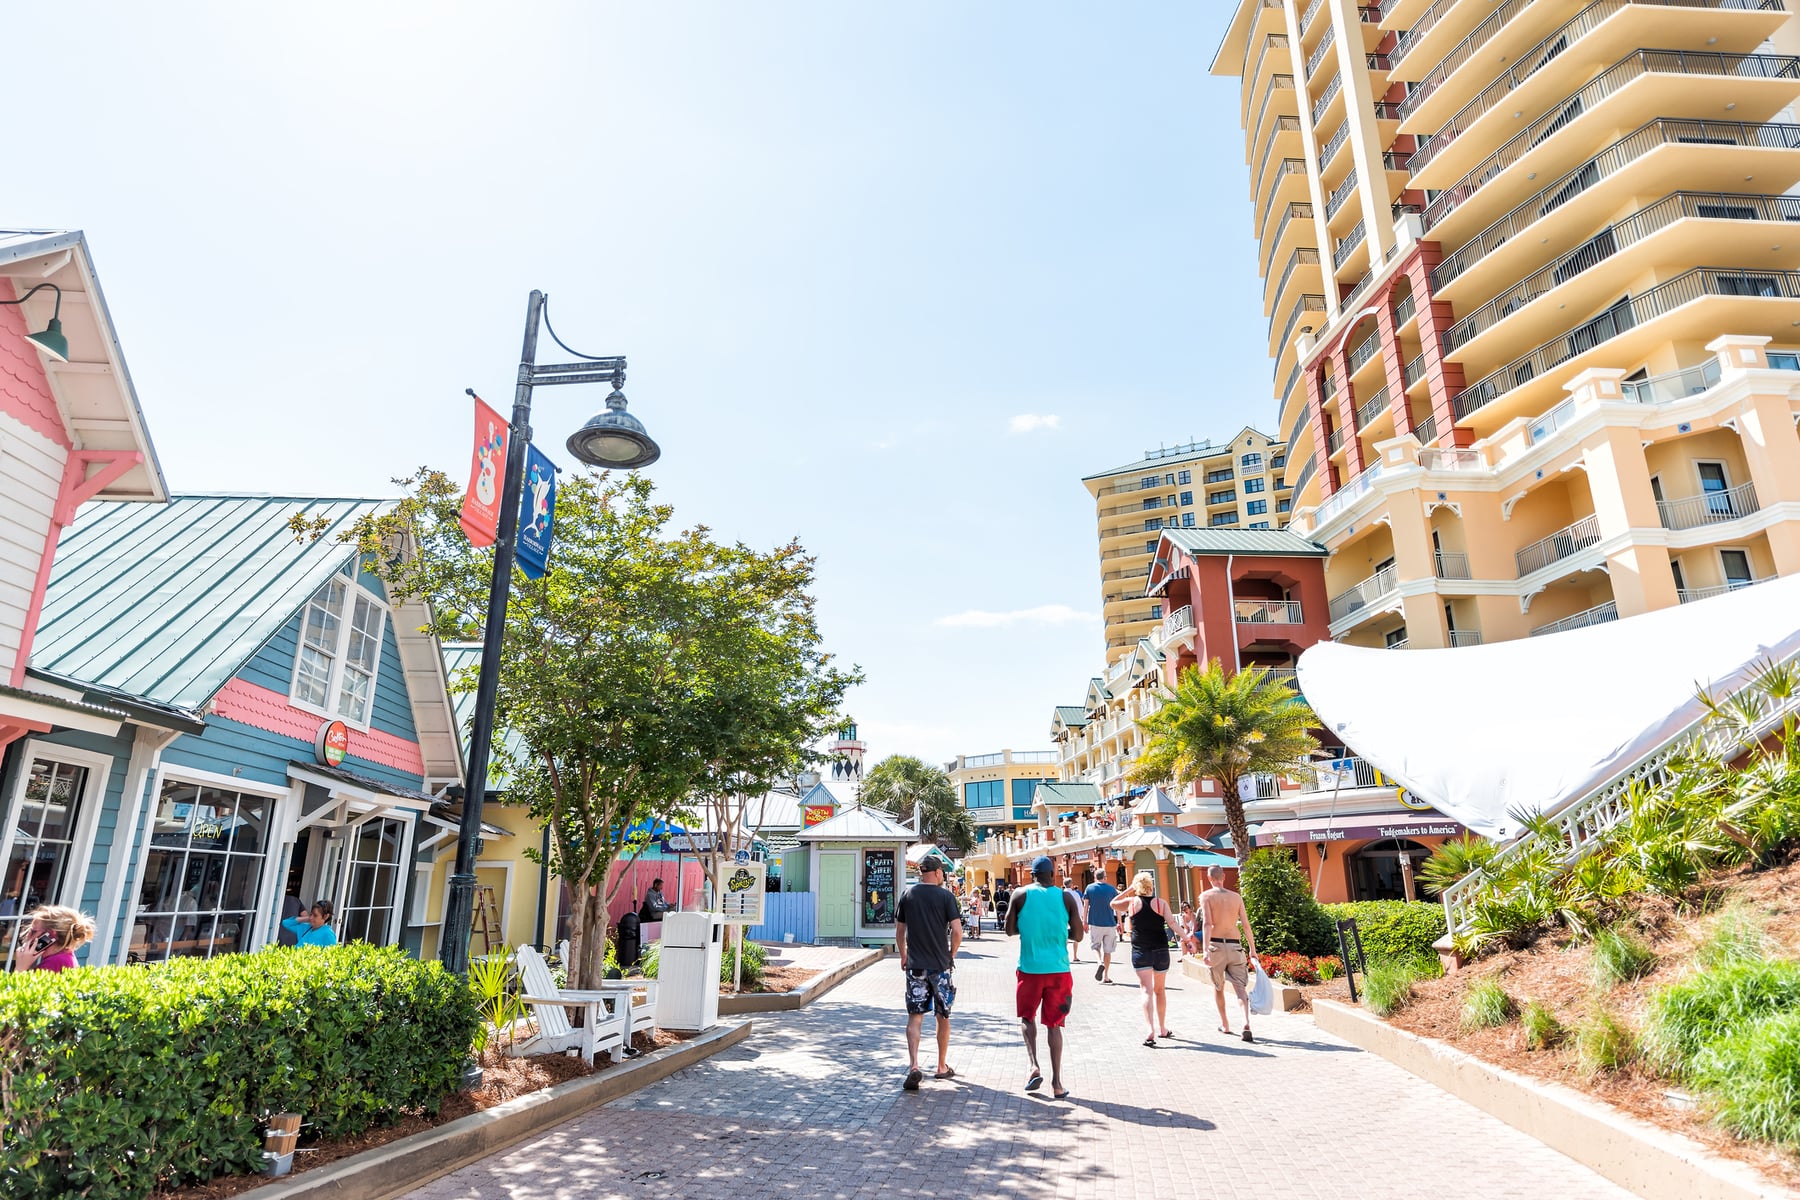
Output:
[657,910,724,1031]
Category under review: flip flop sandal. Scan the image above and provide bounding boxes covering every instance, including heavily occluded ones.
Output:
[934,1067,957,1080]
[1242,1028,1256,1044]
[1053,1089,1071,1100]
[1025,1071,1043,1092]
[1142,1037,1156,1048]
[903,1068,922,1092]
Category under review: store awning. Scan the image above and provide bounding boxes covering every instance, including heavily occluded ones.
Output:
[1248,814,1466,848]
[1173,849,1240,869]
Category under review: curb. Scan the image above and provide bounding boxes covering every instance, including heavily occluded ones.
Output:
[719,947,883,1014]
[1312,1000,1792,1200]
[242,1020,753,1200]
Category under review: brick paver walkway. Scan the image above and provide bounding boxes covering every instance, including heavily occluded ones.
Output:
[405,930,1634,1199]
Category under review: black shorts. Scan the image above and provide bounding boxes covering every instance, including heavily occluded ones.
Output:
[1131,945,1171,973]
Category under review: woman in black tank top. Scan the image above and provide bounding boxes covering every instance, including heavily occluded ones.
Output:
[1113,869,1176,1045]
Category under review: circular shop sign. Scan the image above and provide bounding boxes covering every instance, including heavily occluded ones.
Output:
[315,719,350,767]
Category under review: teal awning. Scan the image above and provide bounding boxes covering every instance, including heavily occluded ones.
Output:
[1173,850,1240,869]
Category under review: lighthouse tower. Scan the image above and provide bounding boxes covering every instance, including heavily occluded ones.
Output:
[828,719,866,788]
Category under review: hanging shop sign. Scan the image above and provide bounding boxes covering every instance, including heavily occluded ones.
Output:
[718,861,766,924]
[314,720,349,768]
[515,443,559,580]
[459,394,509,549]
[801,804,835,828]
[660,831,722,855]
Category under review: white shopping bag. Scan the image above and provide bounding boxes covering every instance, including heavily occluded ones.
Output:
[1247,959,1274,1015]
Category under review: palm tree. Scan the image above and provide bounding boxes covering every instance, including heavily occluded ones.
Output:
[1128,660,1319,864]
[861,755,976,851]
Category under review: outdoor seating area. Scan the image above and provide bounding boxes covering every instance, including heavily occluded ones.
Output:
[512,945,660,1066]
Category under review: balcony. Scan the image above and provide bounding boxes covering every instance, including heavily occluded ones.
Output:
[1310,74,1343,127]
[1272,245,1322,308]
[1449,630,1484,647]
[1392,292,1417,328]
[1434,550,1471,579]
[1390,0,1456,68]
[1413,413,1438,445]
[1325,169,1358,219]
[1680,578,1771,603]
[1262,202,1315,277]
[1386,637,1410,650]
[1622,358,1722,404]
[1402,354,1426,389]
[1332,221,1366,270]
[1355,386,1390,430]
[1298,755,1389,793]
[1159,605,1196,644]
[1419,447,1483,471]
[1253,116,1304,197]
[1313,460,1383,529]
[1398,0,1533,124]
[1457,267,1800,425]
[1236,599,1305,624]
[1319,120,1351,170]
[1305,30,1334,79]
[1291,455,1318,500]
[1274,294,1328,357]
[1530,600,1619,636]
[1659,481,1760,530]
[1347,330,1381,374]
[1515,514,1602,577]
[1326,426,1345,453]
[1329,563,1400,623]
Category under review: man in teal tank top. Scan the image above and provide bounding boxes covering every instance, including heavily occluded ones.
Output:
[1004,856,1085,1099]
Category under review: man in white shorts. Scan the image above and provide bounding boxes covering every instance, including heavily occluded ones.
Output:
[1201,865,1260,1042]
[1081,873,1121,983]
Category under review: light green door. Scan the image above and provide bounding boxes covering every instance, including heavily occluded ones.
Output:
[818,852,855,938]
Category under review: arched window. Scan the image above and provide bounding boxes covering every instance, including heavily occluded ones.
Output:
[1347,838,1436,902]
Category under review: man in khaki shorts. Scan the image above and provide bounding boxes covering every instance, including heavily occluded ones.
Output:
[1200,865,1260,1043]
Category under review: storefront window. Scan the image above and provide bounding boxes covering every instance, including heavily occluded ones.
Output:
[1348,838,1435,902]
[340,817,405,945]
[1,759,90,968]
[132,780,272,962]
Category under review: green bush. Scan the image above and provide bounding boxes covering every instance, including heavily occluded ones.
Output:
[1241,848,1337,956]
[1521,1000,1564,1050]
[641,940,661,978]
[1323,901,1446,963]
[1575,1003,1637,1075]
[1590,927,1658,990]
[1461,977,1515,1030]
[0,944,479,1200]
[1690,1010,1800,1147]
[725,936,767,987]
[1642,959,1800,1075]
[1363,953,1438,1017]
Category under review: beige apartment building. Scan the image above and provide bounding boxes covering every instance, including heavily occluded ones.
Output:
[945,748,1062,841]
[1084,427,1292,661]
[1214,0,1800,648]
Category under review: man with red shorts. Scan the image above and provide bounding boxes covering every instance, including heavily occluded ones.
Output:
[1004,855,1085,1099]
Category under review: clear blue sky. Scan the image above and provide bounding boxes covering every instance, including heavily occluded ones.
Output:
[9,4,1269,767]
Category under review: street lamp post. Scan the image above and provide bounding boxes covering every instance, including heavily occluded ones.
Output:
[440,290,661,980]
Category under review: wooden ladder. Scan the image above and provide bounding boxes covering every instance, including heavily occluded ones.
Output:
[472,885,501,957]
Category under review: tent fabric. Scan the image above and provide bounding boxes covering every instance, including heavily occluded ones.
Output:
[1111,824,1209,850]
[1296,575,1800,839]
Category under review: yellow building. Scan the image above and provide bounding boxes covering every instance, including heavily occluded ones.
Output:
[946,749,1061,887]
[1084,428,1291,663]
[1213,0,1800,648]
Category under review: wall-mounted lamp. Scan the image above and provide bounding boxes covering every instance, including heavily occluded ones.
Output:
[0,282,69,362]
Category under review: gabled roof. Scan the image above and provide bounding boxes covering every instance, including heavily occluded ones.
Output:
[796,804,916,842]
[0,229,165,503]
[1157,528,1329,558]
[1084,677,1110,709]
[1053,705,1089,728]
[1132,786,1184,816]
[1034,781,1102,810]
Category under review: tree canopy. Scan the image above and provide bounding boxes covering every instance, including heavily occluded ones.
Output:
[337,468,858,987]
[860,755,974,852]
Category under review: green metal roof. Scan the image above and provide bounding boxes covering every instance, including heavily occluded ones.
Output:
[32,495,391,709]
[1035,781,1102,808]
[1053,705,1089,727]
[1157,528,1328,558]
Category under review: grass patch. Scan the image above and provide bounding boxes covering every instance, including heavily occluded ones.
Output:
[1590,927,1658,989]
[1641,959,1800,1076]
[1690,1009,1800,1147]
[1695,902,1773,971]
[1521,1000,1564,1050]
[1363,953,1441,1017]
[1461,977,1515,1030]
[1575,1004,1637,1075]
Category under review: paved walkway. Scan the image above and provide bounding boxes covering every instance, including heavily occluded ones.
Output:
[405,928,1634,1199]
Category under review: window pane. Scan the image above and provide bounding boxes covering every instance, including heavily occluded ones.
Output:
[231,796,271,857]
[336,668,373,723]
[1722,550,1754,584]
[296,646,334,707]
[346,597,382,672]
[222,854,260,911]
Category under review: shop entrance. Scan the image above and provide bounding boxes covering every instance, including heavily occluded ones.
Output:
[1348,838,1434,902]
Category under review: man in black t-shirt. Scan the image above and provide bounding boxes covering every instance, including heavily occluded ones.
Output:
[895,853,963,1091]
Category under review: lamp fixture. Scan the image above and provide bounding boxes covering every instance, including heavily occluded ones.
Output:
[566,387,661,469]
[0,282,69,363]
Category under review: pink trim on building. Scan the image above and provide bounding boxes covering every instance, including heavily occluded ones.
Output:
[208,678,427,776]
[0,281,70,450]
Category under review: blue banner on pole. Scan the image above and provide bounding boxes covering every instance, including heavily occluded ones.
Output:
[516,444,558,580]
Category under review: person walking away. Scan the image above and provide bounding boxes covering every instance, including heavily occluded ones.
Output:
[1111,871,1178,1046]
[1061,875,1085,963]
[13,905,94,971]
[1082,872,1120,983]
[1005,856,1084,1099]
[281,900,338,948]
[895,853,963,1091]
[1200,865,1260,1042]
[994,882,1011,930]
[968,887,985,940]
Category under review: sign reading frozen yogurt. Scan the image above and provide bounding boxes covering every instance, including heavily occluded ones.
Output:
[1254,817,1465,846]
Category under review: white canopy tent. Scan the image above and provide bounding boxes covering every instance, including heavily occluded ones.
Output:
[1296,575,1800,839]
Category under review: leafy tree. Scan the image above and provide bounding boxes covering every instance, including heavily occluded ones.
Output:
[337,469,857,988]
[859,755,974,852]
[1240,848,1337,956]
[1127,660,1319,867]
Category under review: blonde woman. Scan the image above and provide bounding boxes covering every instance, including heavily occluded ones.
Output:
[1110,871,1178,1046]
[14,905,95,972]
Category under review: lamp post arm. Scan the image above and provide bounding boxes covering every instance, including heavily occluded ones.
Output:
[442,288,544,979]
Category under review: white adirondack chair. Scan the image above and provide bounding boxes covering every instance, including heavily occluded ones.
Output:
[513,945,630,1065]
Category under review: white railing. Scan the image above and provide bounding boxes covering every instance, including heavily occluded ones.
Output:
[1622,358,1721,405]
[1449,630,1484,647]
[1262,667,1300,691]
[1529,601,1618,637]
[1298,756,1388,793]
[1236,599,1304,624]
[1658,482,1759,531]
[1328,564,1400,622]
[1159,605,1195,643]
[1312,461,1383,529]
[1515,514,1601,578]
[1419,447,1484,471]
[1013,750,1060,764]
[1680,578,1770,603]
[1444,645,1800,937]
[1434,551,1471,580]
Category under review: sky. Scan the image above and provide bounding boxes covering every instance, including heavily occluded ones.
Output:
[6,4,1271,767]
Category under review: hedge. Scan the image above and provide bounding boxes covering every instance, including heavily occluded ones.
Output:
[1241,848,1338,956]
[0,943,480,1200]
[1324,901,1446,962]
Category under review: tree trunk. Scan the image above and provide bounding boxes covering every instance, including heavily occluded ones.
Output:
[568,883,610,991]
[1221,785,1254,877]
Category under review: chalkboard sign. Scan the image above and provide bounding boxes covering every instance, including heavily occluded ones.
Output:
[863,848,896,926]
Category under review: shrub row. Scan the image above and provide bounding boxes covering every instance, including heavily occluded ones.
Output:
[1240,847,1446,963]
[0,944,480,1200]
[1322,900,1447,963]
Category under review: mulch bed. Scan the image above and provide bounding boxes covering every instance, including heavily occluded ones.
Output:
[723,964,819,995]
[1359,859,1800,1190]
[156,1027,691,1199]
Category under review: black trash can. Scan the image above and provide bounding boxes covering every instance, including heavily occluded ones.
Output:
[616,910,642,969]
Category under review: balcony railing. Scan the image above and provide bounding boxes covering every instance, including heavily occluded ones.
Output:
[1372,101,1404,120]
[1333,221,1366,269]
[1450,630,1484,647]
[1419,446,1483,470]
[1659,481,1760,530]
[1680,578,1770,603]
[1445,193,1800,354]
[1306,31,1334,79]
[1455,267,1800,423]
[1391,0,1457,67]
[1310,74,1343,126]
[1434,550,1471,579]
[1101,565,1150,582]
[1386,637,1411,650]
[1527,398,1577,445]
[1253,117,1304,198]
[1264,667,1301,692]
[1515,514,1602,577]
[1290,454,1317,499]
[1273,245,1322,305]
[1250,76,1300,172]
[1275,294,1328,354]
[1282,360,1301,402]
[1420,52,1800,233]
[1392,292,1417,327]
[1329,563,1400,622]
[1326,426,1345,452]
[1299,755,1388,793]
[1356,387,1390,430]
[1347,330,1380,373]
[1160,605,1196,642]
[1399,0,1535,123]
[1301,0,1325,30]
[1622,358,1722,404]
[1236,599,1305,624]
[1263,203,1315,277]
[1325,169,1358,218]
[1320,119,1351,168]
[1402,354,1426,387]
[1313,460,1383,529]
[1413,413,1438,444]
[1530,600,1619,636]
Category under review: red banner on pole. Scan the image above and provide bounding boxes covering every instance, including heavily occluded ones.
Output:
[459,395,509,548]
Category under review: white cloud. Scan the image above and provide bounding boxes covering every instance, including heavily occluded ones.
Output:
[1008,413,1062,434]
[934,604,1098,629]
